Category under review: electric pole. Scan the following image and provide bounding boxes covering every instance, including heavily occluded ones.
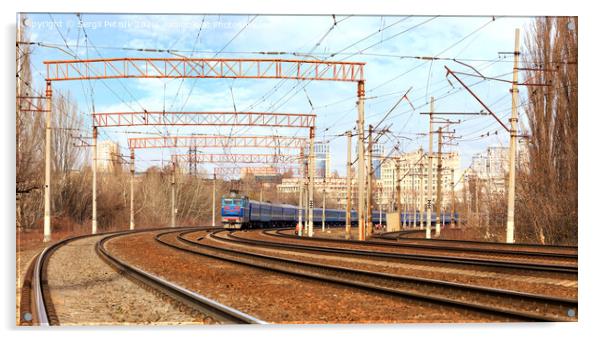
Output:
[298,148,305,236]
[419,153,425,230]
[426,96,434,239]
[43,81,52,242]
[435,126,443,237]
[129,149,135,230]
[357,80,366,241]
[396,158,402,216]
[92,126,98,234]
[322,176,326,232]
[506,28,520,244]
[304,157,309,233]
[412,167,417,228]
[451,168,456,228]
[345,131,352,239]
[171,161,176,228]
[308,126,315,237]
[367,124,373,237]
[212,173,217,227]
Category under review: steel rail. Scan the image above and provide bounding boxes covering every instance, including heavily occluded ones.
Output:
[156,229,577,322]
[98,230,266,325]
[267,229,578,260]
[375,230,578,251]
[30,232,115,325]
[238,230,577,274]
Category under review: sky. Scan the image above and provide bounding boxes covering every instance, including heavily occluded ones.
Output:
[20,13,534,176]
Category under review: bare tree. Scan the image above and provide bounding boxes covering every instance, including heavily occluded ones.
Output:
[517,17,578,245]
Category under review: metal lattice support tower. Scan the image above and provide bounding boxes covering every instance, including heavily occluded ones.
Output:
[128,135,307,150]
[93,111,316,128]
[45,58,365,82]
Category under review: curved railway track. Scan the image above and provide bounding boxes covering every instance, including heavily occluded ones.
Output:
[253,229,577,273]
[272,228,577,262]
[20,233,101,326]
[374,230,578,254]
[20,227,265,326]
[155,229,578,322]
[97,229,265,324]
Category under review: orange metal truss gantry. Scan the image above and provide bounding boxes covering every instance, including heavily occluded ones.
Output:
[93,111,315,128]
[171,153,301,164]
[44,58,365,82]
[128,135,307,150]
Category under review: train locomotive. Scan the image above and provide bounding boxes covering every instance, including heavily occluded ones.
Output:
[221,192,459,230]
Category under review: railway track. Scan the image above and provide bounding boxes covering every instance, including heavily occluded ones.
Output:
[250,229,578,274]
[156,229,578,322]
[271,229,578,263]
[20,233,101,326]
[97,229,266,325]
[20,227,265,326]
[373,230,578,255]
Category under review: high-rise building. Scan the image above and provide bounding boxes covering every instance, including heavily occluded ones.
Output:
[372,143,384,180]
[308,141,330,178]
[378,148,460,211]
[277,176,357,210]
[97,140,122,173]
[468,143,529,194]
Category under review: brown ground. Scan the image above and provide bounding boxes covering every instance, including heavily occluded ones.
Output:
[106,230,509,324]
[204,230,577,299]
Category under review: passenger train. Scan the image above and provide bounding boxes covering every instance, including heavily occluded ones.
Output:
[221,192,458,229]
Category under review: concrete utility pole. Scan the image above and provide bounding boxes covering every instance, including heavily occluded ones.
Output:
[322,176,326,232]
[171,161,176,228]
[308,126,315,237]
[475,176,480,229]
[357,80,366,241]
[419,154,425,230]
[129,149,135,230]
[298,149,305,236]
[395,158,402,216]
[43,81,52,242]
[212,173,217,227]
[345,131,352,239]
[463,174,468,228]
[412,168,417,228]
[402,181,407,229]
[304,156,309,233]
[435,126,443,236]
[451,168,456,228]
[426,97,434,239]
[92,126,98,235]
[366,124,373,237]
[378,187,383,230]
[506,28,520,244]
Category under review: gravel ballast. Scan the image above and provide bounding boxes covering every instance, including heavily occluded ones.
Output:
[106,230,508,324]
[45,235,216,325]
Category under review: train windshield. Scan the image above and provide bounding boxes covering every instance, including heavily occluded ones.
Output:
[223,199,244,206]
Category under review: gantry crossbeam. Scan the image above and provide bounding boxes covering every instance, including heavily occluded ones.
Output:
[128,135,307,149]
[214,166,301,177]
[45,58,365,82]
[93,111,315,128]
[172,153,301,164]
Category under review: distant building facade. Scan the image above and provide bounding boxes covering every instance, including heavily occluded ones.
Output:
[97,140,122,173]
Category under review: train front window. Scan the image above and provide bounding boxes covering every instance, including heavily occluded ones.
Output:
[233,199,243,206]
[223,199,233,205]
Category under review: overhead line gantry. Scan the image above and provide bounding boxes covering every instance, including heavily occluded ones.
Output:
[93,111,316,128]
[41,57,365,241]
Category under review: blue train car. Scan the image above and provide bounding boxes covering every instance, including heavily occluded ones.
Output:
[221,192,459,230]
